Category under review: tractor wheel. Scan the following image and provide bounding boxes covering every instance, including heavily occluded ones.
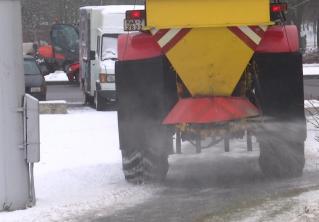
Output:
[121,149,169,184]
[253,52,306,178]
[116,56,178,184]
[118,122,173,184]
[258,125,305,178]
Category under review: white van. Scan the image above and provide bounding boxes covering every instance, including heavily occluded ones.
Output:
[79,5,144,110]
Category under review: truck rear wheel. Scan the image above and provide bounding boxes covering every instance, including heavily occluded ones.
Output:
[119,125,172,184]
[122,149,169,184]
[253,52,306,178]
[116,56,178,184]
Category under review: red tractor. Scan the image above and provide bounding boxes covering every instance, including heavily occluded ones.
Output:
[36,24,80,82]
[115,0,307,184]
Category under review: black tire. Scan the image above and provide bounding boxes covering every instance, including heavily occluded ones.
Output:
[122,149,169,184]
[84,92,93,105]
[74,72,79,83]
[258,123,305,178]
[94,91,106,111]
[116,56,178,184]
[253,52,306,178]
[39,63,49,76]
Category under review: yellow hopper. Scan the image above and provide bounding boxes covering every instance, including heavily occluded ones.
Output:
[146,0,272,96]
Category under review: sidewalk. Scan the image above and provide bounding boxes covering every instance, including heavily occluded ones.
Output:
[304,64,319,78]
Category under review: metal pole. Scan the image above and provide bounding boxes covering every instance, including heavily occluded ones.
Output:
[0,0,30,211]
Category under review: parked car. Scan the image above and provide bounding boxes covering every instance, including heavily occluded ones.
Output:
[66,62,80,82]
[23,55,47,100]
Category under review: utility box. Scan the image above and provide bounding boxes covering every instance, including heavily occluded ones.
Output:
[24,94,40,163]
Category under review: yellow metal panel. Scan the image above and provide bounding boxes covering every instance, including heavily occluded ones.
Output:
[146,0,271,29]
[166,27,254,96]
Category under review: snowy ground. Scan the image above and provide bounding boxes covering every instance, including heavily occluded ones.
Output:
[201,120,319,222]
[44,71,68,82]
[1,106,319,221]
[0,107,161,222]
[303,64,319,76]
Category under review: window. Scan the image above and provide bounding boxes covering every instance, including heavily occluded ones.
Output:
[101,34,119,61]
[24,59,41,75]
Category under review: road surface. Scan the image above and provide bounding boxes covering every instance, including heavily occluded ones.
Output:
[42,80,319,222]
[46,83,84,104]
[71,122,319,222]
[304,78,319,99]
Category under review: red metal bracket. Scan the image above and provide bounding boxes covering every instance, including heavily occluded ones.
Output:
[163,97,260,125]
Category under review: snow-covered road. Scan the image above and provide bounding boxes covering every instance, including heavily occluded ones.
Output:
[89,116,319,222]
[1,107,319,222]
[0,107,162,222]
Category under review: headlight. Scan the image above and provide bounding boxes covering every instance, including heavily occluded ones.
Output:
[99,73,107,83]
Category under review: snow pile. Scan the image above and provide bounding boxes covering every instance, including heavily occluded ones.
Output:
[45,71,69,82]
[293,194,319,222]
[0,107,159,222]
[304,64,319,75]
[305,100,319,109]
[303,64,319,76]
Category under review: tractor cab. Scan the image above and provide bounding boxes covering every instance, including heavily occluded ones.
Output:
[50,24,79,68]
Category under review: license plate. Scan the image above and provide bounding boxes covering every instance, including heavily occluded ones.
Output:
[30,87,41,93]
[124,19,145,31]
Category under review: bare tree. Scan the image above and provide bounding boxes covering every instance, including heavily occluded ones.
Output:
[21,0,144,42]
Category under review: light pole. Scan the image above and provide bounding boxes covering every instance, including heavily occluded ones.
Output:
[0,0,30,211]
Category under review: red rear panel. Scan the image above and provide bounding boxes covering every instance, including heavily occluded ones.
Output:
[163,97,260,125]
[256,25,299,53]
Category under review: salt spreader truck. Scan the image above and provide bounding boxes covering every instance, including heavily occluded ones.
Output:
[115,0,306,184]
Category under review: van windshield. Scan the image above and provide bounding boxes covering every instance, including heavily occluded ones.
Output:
[101,34,119,61]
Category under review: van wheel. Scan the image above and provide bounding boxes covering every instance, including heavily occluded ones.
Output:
[84,92,93,105]
[94,91,105,111]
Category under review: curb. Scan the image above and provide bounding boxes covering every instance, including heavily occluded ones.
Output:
[67,102,85,108]
[39,100,68,114]
[39,101,86,114]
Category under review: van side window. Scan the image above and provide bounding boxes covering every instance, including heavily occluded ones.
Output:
[97,36,101,58]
